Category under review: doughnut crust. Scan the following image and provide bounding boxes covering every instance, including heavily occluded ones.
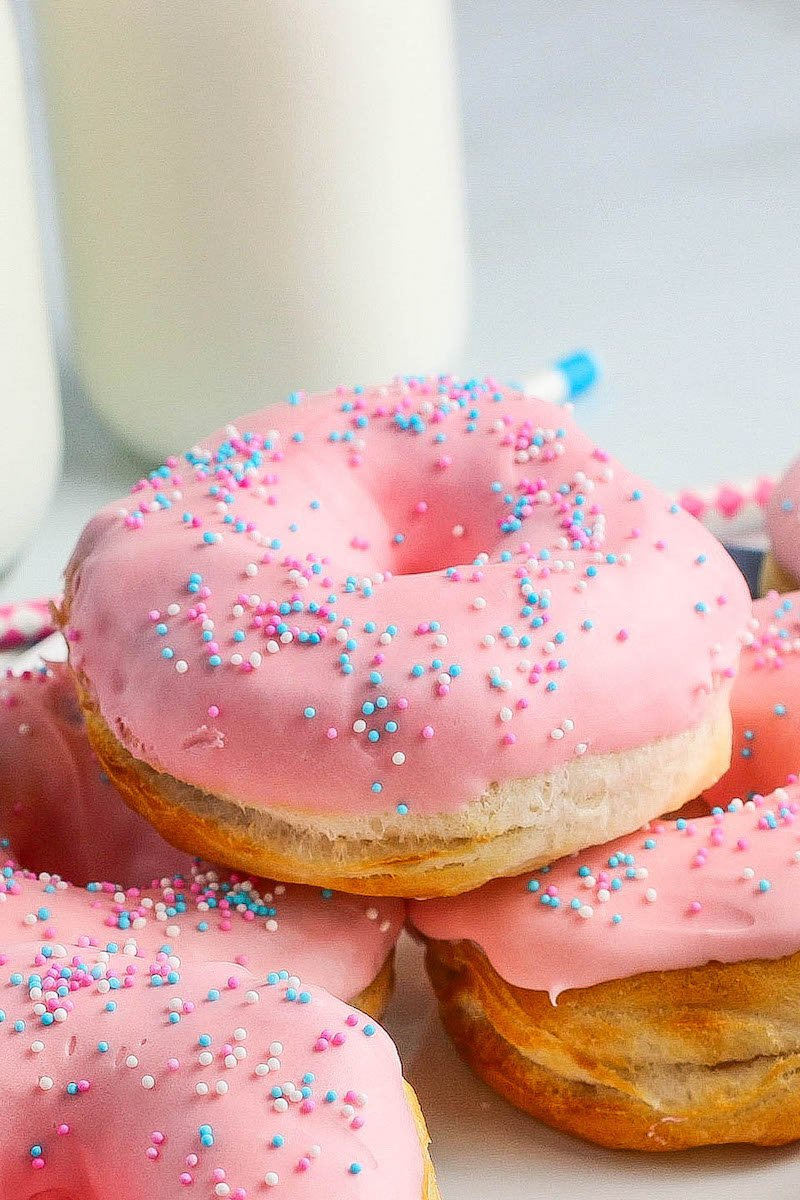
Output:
[423,937,800,1151]
[759,550,799,598]
[74,669,733,897]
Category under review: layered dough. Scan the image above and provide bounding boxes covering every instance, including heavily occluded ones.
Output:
[425,937,800,1151]
[77,673,732,896]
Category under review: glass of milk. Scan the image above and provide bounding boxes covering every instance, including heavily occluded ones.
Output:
[0,1,61,576]
[32,0,468,461]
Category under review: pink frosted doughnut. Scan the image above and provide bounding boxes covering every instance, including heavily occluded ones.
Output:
[409,786,800,1149]
[1,660,194,887]
[764,456,800,591]
[0,655,404,1014]
[704,591,800,807]
[61,378,751,896]
[0,873,434,1195]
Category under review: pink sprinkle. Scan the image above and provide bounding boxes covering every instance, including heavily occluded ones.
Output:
[421,725,435,739]
[207,705,220,719]
[57,1125,70,1136]
[298,1157,311,1172]
[617,629,629,642]
[213,1170,226,1183]
[167,1058,180,1071]
[227,976,239,989]
[502,733,517,745]
[146,1147,159,1161]
[326,727,337,739]
[331,1032,346,1046]
[396,697,409,710]
[31,1158,45,1170]
[180,1173,193,1186]
[689,901,702,914]
[345,1014,359,1027]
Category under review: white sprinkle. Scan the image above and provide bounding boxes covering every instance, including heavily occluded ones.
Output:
[175,660,188,674]
[167,603,180,616]
[482,634,496,647]
[270,1041,283,1056]
[499,707,513,722]
[38,1076,54,1090]
[246,990,260,1004]
[353,719,367,734]
[245,563,258,577]
[233,1027,247,1041]
[273,1097,288,1112]
[31,1040,44,1053]
[562,718,575,732]
[249,651,262,668]
[267,640,280,654]
[142,1075,156,1090]
[743,867,755,880]
[434,633,448,647]
[392,752,406,765]
[196,1082,209,1095]
[578,905,594,919]
[216,1079,229,1095]
[215,1186,231,1198]
[126,1055,139,1068]
[365,907,379,921]
[597,888,610,903]
[645,888,658,903]
[225,1054,237,1069]
[575,742,588,755]
[452,524,465,537]
[550,727,564,740]
[265,1175,279,1187]
[199,1052,213,1066]
[255,1063,270,1076]
[473,597,487,610]
[266,919,278,932]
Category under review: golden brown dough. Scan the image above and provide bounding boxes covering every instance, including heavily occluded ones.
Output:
[424,937,800,1150]
[69,659,733,898]
[759,551,799,598]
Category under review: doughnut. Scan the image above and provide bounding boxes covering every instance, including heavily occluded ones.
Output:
[704,591,800,807]
[1,659,194,887]
[410,787,800,1150]
[60,378,750,897]
[0,655,405,1017]
[763,455,800,593]
[0,870,436,1197]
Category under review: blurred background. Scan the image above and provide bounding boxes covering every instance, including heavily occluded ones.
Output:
[2,0,800,600]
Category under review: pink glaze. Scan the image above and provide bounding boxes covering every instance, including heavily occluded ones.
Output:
[65,379,750,818]
[0,874,418,1198]
[0,660,194,886]
[766,455,800,578]
[704,591,800,806]
[409,786,800,999]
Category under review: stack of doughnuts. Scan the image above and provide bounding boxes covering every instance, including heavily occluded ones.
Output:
[4,375,790,1173]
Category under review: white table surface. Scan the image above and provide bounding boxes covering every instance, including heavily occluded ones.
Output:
[4,1,800,1195]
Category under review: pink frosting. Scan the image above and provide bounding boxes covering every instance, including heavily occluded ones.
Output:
[0,661,194,886]
[705,591,800,807]
[766,456,800,577]
[65,379,750,818]
[0,657,404,1003]
[0,873,420,1196]
[409,786,800,999]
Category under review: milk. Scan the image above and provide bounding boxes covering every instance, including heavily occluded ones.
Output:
[0,1,60,575]
[33,0,467,460]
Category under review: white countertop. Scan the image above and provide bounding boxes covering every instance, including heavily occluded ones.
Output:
[3,1,800,1195]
